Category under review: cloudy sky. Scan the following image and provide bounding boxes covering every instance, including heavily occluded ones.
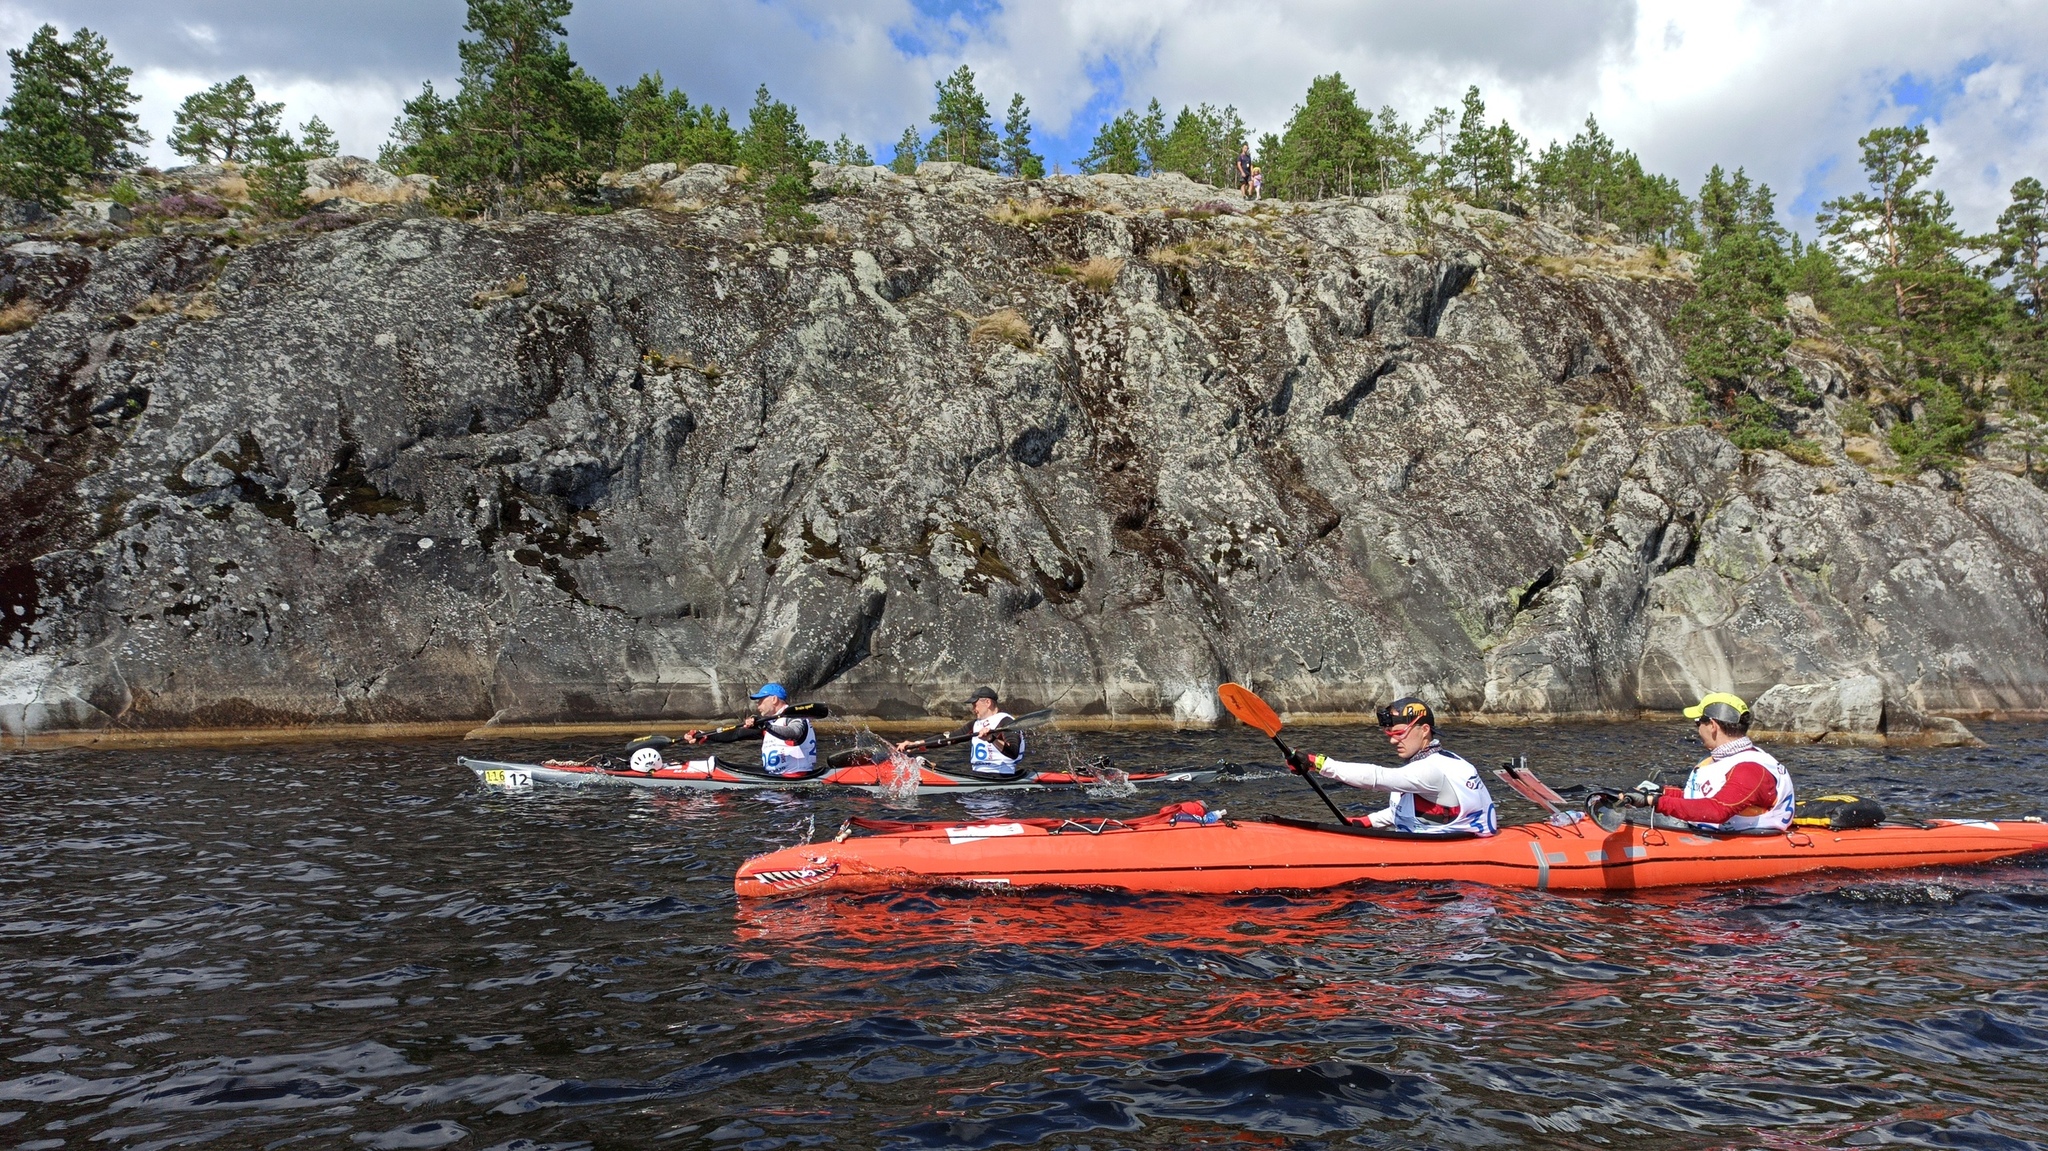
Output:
[5,0,2045,233]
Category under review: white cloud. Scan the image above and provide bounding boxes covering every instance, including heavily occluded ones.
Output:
[126,67,416,166]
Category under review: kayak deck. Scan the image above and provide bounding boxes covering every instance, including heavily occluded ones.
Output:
[735,803,2048,897]
[459,756,1230,793]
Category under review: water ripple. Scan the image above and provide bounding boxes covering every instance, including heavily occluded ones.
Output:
[2,723,2046,1146]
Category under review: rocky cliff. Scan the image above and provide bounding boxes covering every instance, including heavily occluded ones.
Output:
[4,162,2046,740]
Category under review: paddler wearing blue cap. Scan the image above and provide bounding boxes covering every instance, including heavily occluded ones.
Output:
[681,683,819,776]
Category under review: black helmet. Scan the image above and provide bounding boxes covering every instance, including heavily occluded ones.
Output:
[1376,697,1435,730]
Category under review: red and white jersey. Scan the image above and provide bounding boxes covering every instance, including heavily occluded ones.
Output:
[1675,738,1794,831]
[1317,744,1498,835]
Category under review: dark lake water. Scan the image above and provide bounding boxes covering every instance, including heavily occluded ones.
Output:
[5,720,2048,1150]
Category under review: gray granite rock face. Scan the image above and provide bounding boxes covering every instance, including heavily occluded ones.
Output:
[3,171,2045,737]
[1754,676,1887,735]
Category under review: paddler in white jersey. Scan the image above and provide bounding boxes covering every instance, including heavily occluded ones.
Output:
[1287,697,1499,835]
[896,687,1027,777]
[681,682,819,777]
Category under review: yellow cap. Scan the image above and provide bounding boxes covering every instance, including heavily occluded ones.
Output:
[1683,692,1749,722]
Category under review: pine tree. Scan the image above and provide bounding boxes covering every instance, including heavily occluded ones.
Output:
[1675,170,1790,394]
[0,24,147,207]
[0,28,89,207]
[1138,99,1166,174]
[1991,176,2048,456]
[999,93,1043,178]
[1990,177,2048,322]
[828,134,871,166]
[1150,103,1247,187]
[615,73,684,167]
[612,73,736,169]
[1530,115,1686,242]
[298,116,338,158]
[927,65,996,168]
[453,0,619,194]
[737,84,822,230]
[889,126,921,175]
[1671,168,1806,451]
[1260,75,1418,200]
[170,76,283,162]
[1448,86,1525,201]
[1417,106,1454,187]
[1818,126,2002,465]
[380,82,455,172]
[247,127,314,217]
[67,28,145,171]
[1080,110,1145,175]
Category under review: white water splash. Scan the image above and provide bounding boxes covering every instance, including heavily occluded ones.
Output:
[1084,757,1134,799]
[849,726,922,810]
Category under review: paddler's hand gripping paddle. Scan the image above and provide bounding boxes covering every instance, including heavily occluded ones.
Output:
[636,702,832,750]
[1217,683,1350,824]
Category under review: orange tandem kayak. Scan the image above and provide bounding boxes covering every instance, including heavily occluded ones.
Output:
[734,801,2048,898]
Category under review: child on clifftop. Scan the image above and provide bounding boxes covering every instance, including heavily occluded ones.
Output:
[1250,166,1263,200]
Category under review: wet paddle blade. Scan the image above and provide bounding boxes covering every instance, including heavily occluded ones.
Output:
[1217,683,1283,739]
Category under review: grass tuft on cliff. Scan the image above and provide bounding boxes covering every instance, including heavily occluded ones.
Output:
[965,308,1034,350]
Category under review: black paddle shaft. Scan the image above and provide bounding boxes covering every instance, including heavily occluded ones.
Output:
[1267,730,1351,825]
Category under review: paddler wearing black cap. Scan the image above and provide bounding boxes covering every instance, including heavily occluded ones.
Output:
[897,687,1027,777]
[1285,697,1499,835]
[681,683,819,777]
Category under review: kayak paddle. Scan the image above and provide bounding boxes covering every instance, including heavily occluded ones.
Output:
[632,702,832,752]
[1216,682,1349,824]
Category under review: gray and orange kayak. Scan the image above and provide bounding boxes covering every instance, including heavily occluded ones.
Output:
[460,756,1229,794]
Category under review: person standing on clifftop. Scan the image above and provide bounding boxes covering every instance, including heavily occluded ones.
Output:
[897,687,1027,777]
[1285,698,1498,835]
[1236,143,1253,197]
[682,683,819,777]
[1615,693,1795,832]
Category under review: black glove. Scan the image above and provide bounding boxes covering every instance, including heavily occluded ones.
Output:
[1624,780,1662,809]
[1285,749,1319,776]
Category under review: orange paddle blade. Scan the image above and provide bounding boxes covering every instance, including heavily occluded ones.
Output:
[1217,682,1283,738]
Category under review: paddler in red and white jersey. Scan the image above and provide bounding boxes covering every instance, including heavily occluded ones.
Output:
[1287,697,1498,835]
[681,682,819,777]
[1617,692,1795,831]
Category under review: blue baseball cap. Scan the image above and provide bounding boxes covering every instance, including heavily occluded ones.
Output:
[748,683,788,701]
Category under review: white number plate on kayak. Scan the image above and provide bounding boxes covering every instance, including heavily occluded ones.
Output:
[482,769,533,789]
[947,823,1024,844]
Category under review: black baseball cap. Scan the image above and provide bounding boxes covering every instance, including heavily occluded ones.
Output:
[1375,696,1435,730]
[967,686,999,703]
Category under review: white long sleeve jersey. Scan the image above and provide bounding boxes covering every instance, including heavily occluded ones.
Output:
[1316,744,1499,835]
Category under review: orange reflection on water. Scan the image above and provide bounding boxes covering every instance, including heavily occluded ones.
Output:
[731,877,1864,1071]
